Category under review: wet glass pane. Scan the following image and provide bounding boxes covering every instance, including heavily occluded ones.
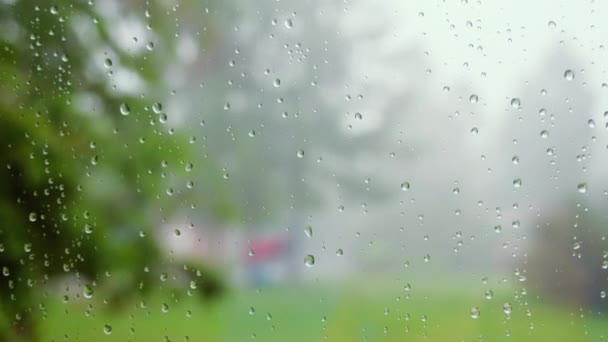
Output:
[1,0,607,340]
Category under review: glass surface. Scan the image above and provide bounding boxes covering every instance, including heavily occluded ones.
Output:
[1,0,607,340]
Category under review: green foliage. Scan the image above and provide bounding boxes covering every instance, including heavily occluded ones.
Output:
[0,1,230,340]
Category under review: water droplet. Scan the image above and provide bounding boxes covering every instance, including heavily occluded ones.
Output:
[104,58,112,68]
[470,307,480,319]
[249,306,255,315]
[50,5,59,15]
[83,284,94,299]
[355,112,363,120]
[83,223,93,234]
[423,254,431,262]
[304,254,315,267]
[469,94,479,103]
[540,130,549,139]
[548,20,557,28]
[119,103,130,116]
[400,181,410,191]
[152,102,162,114]
[161,303,169,313]
[296,149,305,158]
[28,212,37,222]
[485,290,494,299]
[578,182,587,193]
[146,41,154,51]
[564,69,575,81]
[160,272,168,281]
[103,324,112,335]
[503,302,512,316]
[510,98,521,108]
[304,225,313,238]
[336,248,343,256]
[285,19,293,29]
[513,178,522,188]
[248,130,256,137]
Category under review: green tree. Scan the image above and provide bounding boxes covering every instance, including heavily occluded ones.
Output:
[0,1,230,340]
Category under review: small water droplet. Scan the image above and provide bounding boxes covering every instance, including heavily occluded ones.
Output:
[400,181,410,191]
[510,98,521,108]
[578,182,587,193]
[103,324,112,335]
[152,102,162,114]
[470,307,480,319]
[104,58,112,68]
[469,94,479,103]
[336,248,343,256]
[540,130,549,139]
[297,149,305,158]
[304,254,315,267]
[355,112,363,120]
[285,19,293,29]
[564,69,575,81]
[513,178,522,188]
[119,103,130,116]
[83,284,94,299]
[304,225,313,238]
[28,212,37,222]
[503,302,512,316]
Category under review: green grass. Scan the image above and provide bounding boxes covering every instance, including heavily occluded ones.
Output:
[40,283,608,341]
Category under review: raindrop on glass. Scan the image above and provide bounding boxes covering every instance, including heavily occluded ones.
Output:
[119,103,130,116]
[304,254,315,267]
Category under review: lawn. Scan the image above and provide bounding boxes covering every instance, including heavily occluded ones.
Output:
[41,282,608,341]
